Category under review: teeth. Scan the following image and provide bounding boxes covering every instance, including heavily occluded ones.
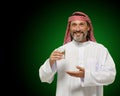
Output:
[80,32,84,33]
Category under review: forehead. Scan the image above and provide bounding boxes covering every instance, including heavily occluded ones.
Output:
[71,20,86,24]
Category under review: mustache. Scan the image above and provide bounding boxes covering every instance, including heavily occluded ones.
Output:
[73,31,84,34]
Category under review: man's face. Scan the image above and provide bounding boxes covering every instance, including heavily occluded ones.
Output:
[70,20,90,42]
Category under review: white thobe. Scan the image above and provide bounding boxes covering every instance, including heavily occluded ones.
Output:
[39,40,116,96]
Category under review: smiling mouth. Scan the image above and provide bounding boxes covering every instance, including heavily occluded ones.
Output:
[74,32,84,36]
[73,31,84,34]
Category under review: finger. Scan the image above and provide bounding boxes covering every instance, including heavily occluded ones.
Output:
[66,71,80,77]
[76,66,84,71]
[66,71,79,75]
[66,71,84,77]
[54,51,64,54]
[66,71,79,74]
[51,56,63,61]
[52,52,63,56]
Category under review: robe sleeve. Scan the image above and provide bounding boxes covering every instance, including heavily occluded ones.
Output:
[39,59,57,83]
[81,48,116,87]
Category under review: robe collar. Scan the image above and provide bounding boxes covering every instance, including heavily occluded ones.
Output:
[72,40,90,47]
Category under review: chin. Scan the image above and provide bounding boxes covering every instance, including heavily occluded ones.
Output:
[74,38,83,42]
[74,39,82,42]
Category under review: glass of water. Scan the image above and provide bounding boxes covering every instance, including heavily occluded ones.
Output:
[56,48,65,59]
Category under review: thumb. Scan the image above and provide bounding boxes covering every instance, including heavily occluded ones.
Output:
[76,66,84,71]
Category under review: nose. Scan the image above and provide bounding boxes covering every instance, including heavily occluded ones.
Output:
[76,26,81,31]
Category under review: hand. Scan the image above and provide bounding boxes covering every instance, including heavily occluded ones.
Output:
[66,66,85,78]
[49,50,64,67]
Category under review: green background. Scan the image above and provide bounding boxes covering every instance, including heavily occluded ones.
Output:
[14,0,119,96]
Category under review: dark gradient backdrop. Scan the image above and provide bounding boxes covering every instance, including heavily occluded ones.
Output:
[13,0,119,96]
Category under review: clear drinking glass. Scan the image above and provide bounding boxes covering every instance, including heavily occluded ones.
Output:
[56,48,65,59]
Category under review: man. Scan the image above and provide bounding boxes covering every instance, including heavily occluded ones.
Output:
[39,11,116,96]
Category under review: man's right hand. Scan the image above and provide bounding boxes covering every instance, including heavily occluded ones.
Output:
[49,51,64,67]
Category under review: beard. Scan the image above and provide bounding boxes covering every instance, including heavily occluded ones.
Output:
[74,32,84,41]
[71,31,88,42]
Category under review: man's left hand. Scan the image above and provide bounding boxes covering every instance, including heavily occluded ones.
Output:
[66,66,85,78]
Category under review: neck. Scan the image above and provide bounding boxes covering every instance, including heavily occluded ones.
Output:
[72,39,90,47]
[79,39,87,43]
[75,38,87,43]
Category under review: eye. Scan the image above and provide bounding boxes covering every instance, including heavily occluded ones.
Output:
[79,23,84,26]
[71,23,77,27]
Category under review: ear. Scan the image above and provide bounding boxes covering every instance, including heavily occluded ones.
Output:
[87,26,90,31]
